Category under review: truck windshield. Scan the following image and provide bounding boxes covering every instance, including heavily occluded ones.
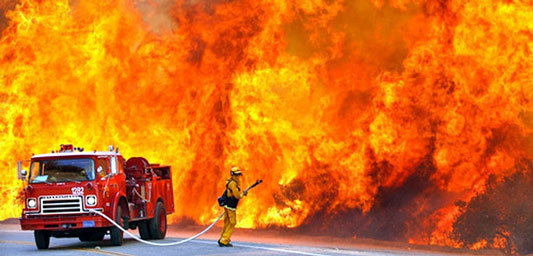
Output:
[29,158,96,183]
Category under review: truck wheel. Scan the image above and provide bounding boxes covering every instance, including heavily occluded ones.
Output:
[148,201,167,239]
[110,206,124,246]
[34,230,50,249]
[138,220,151,240]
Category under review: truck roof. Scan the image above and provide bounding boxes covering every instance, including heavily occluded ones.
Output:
[32,151,122,159]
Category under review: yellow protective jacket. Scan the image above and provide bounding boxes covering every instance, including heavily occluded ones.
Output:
[225,178,244,210]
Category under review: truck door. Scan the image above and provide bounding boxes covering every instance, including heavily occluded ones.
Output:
[97,157,112,210]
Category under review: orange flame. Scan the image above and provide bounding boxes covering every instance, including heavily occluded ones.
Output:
[1,0,532,250]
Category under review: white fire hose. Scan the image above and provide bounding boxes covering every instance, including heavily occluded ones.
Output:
[89,209,224,246]
[88,180,262,246]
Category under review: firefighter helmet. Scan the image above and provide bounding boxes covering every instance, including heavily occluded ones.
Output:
[230,166,242,176]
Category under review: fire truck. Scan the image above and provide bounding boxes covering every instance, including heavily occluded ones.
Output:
[17,144,174,249]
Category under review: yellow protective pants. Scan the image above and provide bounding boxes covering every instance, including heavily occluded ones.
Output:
[219,207,236,245]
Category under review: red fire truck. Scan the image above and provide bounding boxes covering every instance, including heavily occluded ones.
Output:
[18,144,174,249]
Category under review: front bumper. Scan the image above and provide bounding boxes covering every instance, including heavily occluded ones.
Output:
[20,212,111,231]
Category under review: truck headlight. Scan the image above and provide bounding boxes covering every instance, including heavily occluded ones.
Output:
[27,198,37,209]
[86,195,97,206]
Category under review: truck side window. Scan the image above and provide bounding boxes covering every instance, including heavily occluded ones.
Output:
[97,158,108,178]
[118,157,124,173]
[29,161,41,180]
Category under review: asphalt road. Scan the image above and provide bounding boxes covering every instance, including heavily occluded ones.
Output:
[0,225,498,256]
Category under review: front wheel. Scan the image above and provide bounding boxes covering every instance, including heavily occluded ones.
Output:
[110,206,125,246]
[34,230,50,249]
[148,201,167,239]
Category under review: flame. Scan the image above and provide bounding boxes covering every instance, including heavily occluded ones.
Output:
[1,0,532,251]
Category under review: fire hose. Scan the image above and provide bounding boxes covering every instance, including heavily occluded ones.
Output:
[88,179,262,246]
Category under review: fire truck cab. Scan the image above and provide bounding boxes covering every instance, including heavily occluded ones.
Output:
[18,144,174,249]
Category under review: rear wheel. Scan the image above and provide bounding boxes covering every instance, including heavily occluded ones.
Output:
[138,220,151,240]
[110,206,125,246]
[34,230,50,249]
[148,201,167,239]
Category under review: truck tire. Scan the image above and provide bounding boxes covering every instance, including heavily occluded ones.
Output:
[148,201,167,239]
[34,230,50,249]
[138,220,151,240]
[79,231,105,242]
[110,206,124,246]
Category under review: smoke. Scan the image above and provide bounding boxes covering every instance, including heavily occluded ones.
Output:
[133,0,176,33]
[0,0,18,36]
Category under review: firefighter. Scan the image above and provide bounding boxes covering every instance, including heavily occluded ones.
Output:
[218,166,247,247]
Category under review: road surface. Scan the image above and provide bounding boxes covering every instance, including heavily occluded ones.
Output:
[0,223,500,256]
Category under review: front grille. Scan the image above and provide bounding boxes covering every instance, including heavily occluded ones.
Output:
[40,195,82,214]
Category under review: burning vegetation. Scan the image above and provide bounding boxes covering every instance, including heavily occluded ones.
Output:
[453,160,533,255]
[0,0,532,254]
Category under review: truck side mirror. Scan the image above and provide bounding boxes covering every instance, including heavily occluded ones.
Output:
[17,161,27,180]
